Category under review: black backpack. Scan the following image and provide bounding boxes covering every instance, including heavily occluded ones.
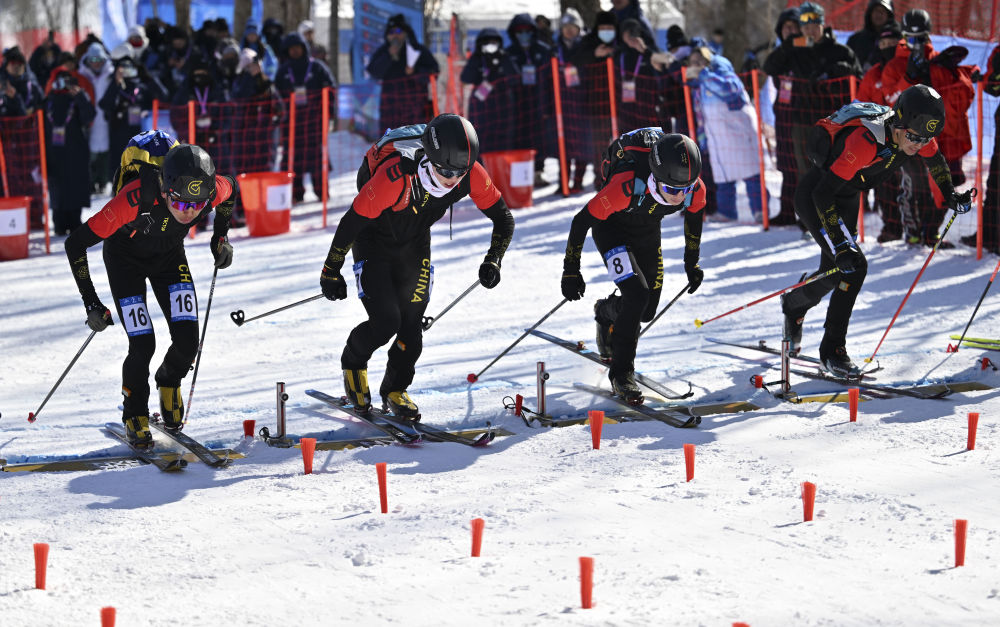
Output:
[599,127,663,189]
[806,102,893,169]
[356,124,426,190]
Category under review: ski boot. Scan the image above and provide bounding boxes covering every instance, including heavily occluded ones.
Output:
[158,384,185,431]
[123,415,153,449]
[383,391,420,421]
[595,321,614,362]
[343,368,372,413]
[609,370,644,406]
[819,344,861,379]
[594,294,620,362]
[780,295,804,357]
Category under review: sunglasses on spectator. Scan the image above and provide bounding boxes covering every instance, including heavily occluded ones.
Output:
[903,130,932,145]
[656,180,696,196]
[432,163,468,179]
[168,196,210,212]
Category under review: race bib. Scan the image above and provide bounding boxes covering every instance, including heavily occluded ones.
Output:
[778,79,792,104]
[119,295,153,336]
[196,116,212,129]
[294,86,307,106]
[622,80,636,103]
[521,65,536,86]
[353,260,366,298]
[603,246,635,284]
[473,81,493,101]
[563,65,580,87]
[127,106,142,126]
[51,126,66,146]
[168,283,197,322]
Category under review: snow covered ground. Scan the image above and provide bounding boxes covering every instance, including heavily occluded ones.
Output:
[1,159,999,626]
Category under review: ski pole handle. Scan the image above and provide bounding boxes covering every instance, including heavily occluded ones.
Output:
[694,268,838,328]
[230,294,324,326]
[28,328,98,423]
[639,283,690,338]
[422,280,480,331]
[467,298,568,383]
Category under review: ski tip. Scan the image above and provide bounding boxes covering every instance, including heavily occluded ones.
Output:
[467,373,478,383]
[694,319,704,328]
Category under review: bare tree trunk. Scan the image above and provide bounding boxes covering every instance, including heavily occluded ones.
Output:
[284,0,311,34]
[175,0,191,32]
[561,0,601,30]
[328,0,339,82]
[73,0,79,44]
[233,0,253,41]
[722,0,749,71]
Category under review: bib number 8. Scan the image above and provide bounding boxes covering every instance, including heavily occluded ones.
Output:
[603,246,635,284]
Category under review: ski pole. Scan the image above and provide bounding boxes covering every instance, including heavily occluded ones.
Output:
[638,283,690,338]
[467,298,568,383]
[28,329,98,423]
[422,279,479,331]
[953,253,1000,350]
[230,294,324,326]
[693,268,839,328]
[866,205,966,363]
[186,267,217,420]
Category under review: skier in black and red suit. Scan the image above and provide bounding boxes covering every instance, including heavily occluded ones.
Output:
[64,144,238,447]
[319,113,515,419]
[781,84,969,377]
[560,129,706,405]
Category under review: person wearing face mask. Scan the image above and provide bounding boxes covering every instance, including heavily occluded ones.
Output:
[459,29,519,155]
[878,9,975,246]
[574,10,619,190]
[29,33,62,88]
[63,144,239,449]
[554,9,591,195]
[232,49,284,177]
[100,55,160,168]
[215,41,242,96]
[319,114,515,419]
[44,70,96,235]
[157,26,207,94]
[78,43,114,193]
[560,130,706,405]
[275,32,336,203]
[846,0,896,72]
[782,85,967,375]
[366,13,439,133]
[505,13,554,187]
[241,19,278,81]
[1,46,45,114]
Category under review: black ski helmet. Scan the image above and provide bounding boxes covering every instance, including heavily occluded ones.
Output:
[649,133,701,189]
[421,114,480,172]
[161,144,216,202]
[901,9,931,37]
[892,84,945,139]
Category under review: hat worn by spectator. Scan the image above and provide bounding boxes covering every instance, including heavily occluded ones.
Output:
[878,22,902,41]
[799,1,826,25]
[4,45,26,65]
[667,24,687,50]
[560,8,583,30]
[298,20,314,36]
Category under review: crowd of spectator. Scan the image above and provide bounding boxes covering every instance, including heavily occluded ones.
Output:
[0,0,995,253]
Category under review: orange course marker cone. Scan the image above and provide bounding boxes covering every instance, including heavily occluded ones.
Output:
[243,419,256,438]
[967,413,979,450]
[848,388,859,422]
[376,462,388,514]
[801,482,817,522]
[684,443,695,482]
[101,607,116,627]
[588,410,604,450]
[34,542,49,589]
[300,437,316,474]
[955,519,968,567]
[579,556,594,609]
[470,518,485,557]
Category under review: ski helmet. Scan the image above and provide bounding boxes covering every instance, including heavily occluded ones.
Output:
[649,133,701,189]
[892,84,945,139]
[161,144,216,202]
[901,9,931,37]
[421,114,480,173]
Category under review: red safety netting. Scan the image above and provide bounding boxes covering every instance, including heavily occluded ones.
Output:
[818,0,999,40]
[553,60,615,191]
[376,74,438,133]
[0,113,46,231]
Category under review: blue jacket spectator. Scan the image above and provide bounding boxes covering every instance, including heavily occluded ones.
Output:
[242,19,279,80]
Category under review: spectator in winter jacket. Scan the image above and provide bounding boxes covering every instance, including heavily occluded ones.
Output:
[610,0,654,37]
[215,40,242,97]
[29,34,61,87]
[78,42,113,193]
[44,51,95,103]
[262,19,285,60]
[684,45,766,222]
[1,46,44,114]
[614,18,664,137]
[878,9,974,244]
[366,13,439,133]
[762,7,801,226]
[99,55,159,168]
[242,19,278,81]
[846,0,896,72]
[159,27,207,95]
[126,25,150,61]
[460,28,519,154]
[298,20,316,56]
[275,32,336,202]
[506,12,554,186]
[535,15,556,48]
[232,49,284,176]
[966,46,1000,254]
[556,8,592,193]
[575,10,620,190]
[44,70,96,235]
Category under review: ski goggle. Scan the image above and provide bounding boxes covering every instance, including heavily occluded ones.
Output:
[168,197,210,212]
[903,130,933,145]
[432,163,468,179]
[656,180,696,196]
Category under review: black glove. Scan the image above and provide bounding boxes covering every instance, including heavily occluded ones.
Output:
[946,189,976,214]
[561,271,586,301]
[211,234,233,269]
[685,263,704,294]
[320,264,347,300]
[834,241,863,274]
[906,52,929,82]
[478,256,501,289]
[84,299,114,332]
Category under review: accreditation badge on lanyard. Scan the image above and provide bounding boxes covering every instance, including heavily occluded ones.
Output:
[194,87,212,128]
[52,126,66,146]
[291,60,313,105]
[521,64,536,85]
[127,105,142,125]
[563,64,580,87]
[474,80,493,101]
[621,55,642,103]
[778,78,793,104]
